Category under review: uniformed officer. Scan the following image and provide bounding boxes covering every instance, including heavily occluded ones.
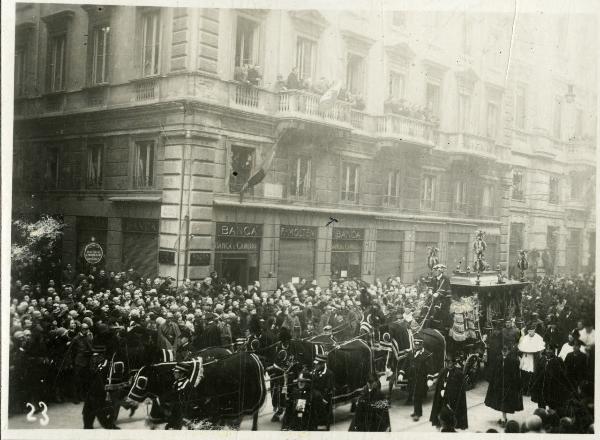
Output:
[310,353,335,430]
[399,336,436,421]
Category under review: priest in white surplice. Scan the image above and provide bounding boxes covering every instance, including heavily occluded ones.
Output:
[518,323,546,396]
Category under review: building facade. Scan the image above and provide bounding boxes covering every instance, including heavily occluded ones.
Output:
[12,5,597,289]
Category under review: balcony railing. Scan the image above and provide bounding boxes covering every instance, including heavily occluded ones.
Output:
[277,90,352,125]
[133,77,159,101]
[443,133,497,159]
[566,138,596,165]
[375,114,436,146]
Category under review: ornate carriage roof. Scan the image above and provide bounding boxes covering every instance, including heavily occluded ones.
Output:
[450,271,529,295]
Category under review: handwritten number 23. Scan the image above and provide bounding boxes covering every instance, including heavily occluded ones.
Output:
[26,402,49,426]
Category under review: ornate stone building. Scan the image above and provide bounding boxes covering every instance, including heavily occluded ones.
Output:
[12,5,596,288]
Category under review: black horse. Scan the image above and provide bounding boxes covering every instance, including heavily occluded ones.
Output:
[127,350,266,430]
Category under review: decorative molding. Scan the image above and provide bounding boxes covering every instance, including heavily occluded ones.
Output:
[41,10,75,29]
[341,30,375,55]
[289,10,329,35]
[385,42,415,61]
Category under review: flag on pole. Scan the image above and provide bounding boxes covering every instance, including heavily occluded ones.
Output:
[239,127,288,203]
[318,81,341,112]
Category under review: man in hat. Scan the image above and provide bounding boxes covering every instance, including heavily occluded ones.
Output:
[433,264,451,295]
[430,355,468,430]
[502,318,520,352]
[399,336,436,421]
[484,344,523,427]
[165,363,194,429]
[309,353,335,430]
[82,342,120,429]
[157,312,181,352]
[71,322,94,403]
[282,370,313,431]
[283,306,303,339]
[531,345,572,411]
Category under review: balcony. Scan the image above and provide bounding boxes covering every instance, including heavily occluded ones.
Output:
[375,114,437,147]
[442,133,497,160]
[566,138,596,167]
[276,90,352,128]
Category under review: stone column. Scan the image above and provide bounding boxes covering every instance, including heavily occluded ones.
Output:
[402,228,416,283]
[106,217,122,272]
[62,215,77,267]
[362,226,377,284]
[259,212,279,291]
[316,225,333,287]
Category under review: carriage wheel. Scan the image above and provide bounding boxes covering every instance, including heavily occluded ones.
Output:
[463,354,480,391]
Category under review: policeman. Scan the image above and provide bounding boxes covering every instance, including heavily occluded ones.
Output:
[310,353,335,430]
[399,336,436,421]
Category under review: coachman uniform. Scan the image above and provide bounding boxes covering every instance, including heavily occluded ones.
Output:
[309,353,335,430]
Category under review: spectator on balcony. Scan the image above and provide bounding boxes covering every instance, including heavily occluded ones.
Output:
[247,65,261,86]
[287,67,301,90]
[353,93,366,111]
[273,74,287,93]
[234,65,248,83]
[302,77,313,91]
[314,77,330,95]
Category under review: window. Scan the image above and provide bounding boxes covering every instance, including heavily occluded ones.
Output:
[134,141,155,188]
[48,34,67,92]
[486,101,499,138]
[512,170,524,200]
[15,46,26,96]
[570,172,584,200]
[235,16,260,67]
[458,93,471,132]
[45,146,60,189]
[92,24,110,84]
[515,85,526,129]
[341,162,360,203]
[142,11,161,77]
[296,37,316,81]
[454,180,468,212]
[392,11,406,27]
[481,184,495,216]
[384,170,401,207]
[426,82,441,117]
[229,145,254,193]
[346,54,365,95]
[290,156,311,198]
[87,144,103,188]
[388,71,405,100]
[547,226,559,251]
[553,98,562,139]
[421,174,437,210]
[549,176,560,204]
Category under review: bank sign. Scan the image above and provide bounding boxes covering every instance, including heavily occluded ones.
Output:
[83,242,104,264]
[217,222,262,237]
[332,227,364,241]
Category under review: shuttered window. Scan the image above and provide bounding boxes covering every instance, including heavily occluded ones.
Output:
[375,241,402,280]
[278,239,315,284]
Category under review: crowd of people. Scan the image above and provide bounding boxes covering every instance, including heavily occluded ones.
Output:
[8,256,595,433]
[384,98,440,125]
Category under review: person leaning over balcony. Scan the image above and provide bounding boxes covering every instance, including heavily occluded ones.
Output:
[274,74,287,93]
[247,65,261,86]
[287,67,300,89]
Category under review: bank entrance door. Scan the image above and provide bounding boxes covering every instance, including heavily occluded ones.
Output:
[219,256,249,287]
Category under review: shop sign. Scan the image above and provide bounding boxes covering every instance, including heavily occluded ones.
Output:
[332,227,364,241]
[280,225,317,240]
[217,222,262,238]
[216,237,259,252]
[83,242,104,264]
[332,240,362,252]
